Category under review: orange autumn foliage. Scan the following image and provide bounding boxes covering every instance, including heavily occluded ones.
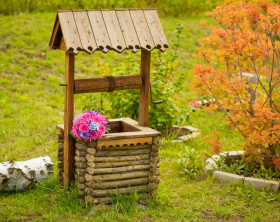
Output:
[191,0,280,168]
[202,131,223,155]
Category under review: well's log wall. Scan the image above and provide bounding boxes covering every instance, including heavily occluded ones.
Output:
[57,131,161,203]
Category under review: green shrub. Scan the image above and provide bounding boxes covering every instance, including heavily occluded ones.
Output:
[83,24,188,130]
[176,146,205,180]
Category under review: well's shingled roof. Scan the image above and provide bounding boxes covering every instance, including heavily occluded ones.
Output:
[49,9,169,55]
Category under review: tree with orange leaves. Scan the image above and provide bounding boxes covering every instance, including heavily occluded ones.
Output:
[192,0,280,168]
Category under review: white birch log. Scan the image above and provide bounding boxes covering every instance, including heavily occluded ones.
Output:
[0,156,54,191]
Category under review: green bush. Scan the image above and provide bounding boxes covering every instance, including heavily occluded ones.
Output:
[82,24,188,130]
[176,146,205,180]
[0,0,221,16]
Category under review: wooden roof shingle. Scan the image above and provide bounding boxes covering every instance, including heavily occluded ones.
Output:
[49,9,168,55]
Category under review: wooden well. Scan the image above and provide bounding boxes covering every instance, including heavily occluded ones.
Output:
[57,118,161,203]
[49,9,168,200]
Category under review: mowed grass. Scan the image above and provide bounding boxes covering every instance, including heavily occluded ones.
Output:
[1,12,280,221]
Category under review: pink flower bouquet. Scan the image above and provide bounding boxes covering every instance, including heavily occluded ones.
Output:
[72,111,109,141]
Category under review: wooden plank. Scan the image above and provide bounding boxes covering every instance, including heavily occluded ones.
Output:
[73,11,98,54]
[143,9,169,51]
[122,121,140,132]
[58,36,67,51]
[58,11,82,54]
[122,118,160,134]
[58,126,158,141]
[102,10,126,53]
[108,120,122,133]
[64,52,75,186]
[116,9,140,51]
[129,9,155,51]
[97,137,153,148]
[74,75,142,94]
[56,118,160,135]
[49,14,61,49]
[87,10,111,53]
[138,49,151,126]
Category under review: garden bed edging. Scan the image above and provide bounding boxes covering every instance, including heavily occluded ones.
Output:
[205,151,280,191]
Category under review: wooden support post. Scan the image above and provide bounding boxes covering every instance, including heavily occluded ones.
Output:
[138,49,151,127]
[64,52,75,186]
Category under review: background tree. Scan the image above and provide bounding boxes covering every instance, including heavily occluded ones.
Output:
[191,0,280,168]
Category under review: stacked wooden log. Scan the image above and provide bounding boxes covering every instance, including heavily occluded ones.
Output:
[77,140,161,204]
[57,131,64,181]
[85,144,149,204]
[74,141,97,196]
[56,130,162,203]
[149,138,161,195]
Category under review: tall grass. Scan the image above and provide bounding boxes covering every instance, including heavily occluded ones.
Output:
[0,0,220,16]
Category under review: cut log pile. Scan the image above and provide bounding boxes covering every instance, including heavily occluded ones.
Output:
[57,131,64,182]
[57,133,162,204]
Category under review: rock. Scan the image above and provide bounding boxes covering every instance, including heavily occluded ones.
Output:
[87,208,98,217]
[87,204,110,216]
[196,99,215,107]
[183,126,200,133]
[244,177,279,190]
[213,171,245,184]
[220,151,244,160]
[205,158,218,174]
[178,132,201,141]
[139,199,147,205]
[136,203,146,210]
[109,204,116,213]
[211,155,220,162]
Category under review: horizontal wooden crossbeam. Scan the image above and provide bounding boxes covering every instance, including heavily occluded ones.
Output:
[74,75,142,94]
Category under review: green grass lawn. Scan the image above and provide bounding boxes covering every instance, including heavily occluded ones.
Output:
[1,12,280,221]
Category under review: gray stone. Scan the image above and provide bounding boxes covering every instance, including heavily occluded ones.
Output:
[139,199,147,205]
[205,158,218,174]
[196,99,215,107]
[136,203,146,210]
[179,132,201,141]
[87,204,110,216]
[109,204,117,213]
[220,151,244,160]
[270,181,280,191]
[182,126,200,133]
[244,177,279,190]
[87,209,98,217]
[211,155,220,162]
[213,171,245,184]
